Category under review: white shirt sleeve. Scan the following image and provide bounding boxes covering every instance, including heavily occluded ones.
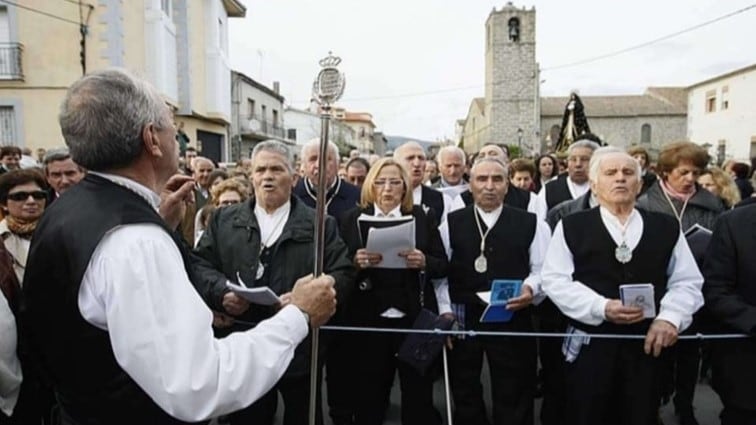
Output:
[657,232,705,331]
[78,224,309,422]
[527,192,548,222]
[0,294,21,417]
[541,222,609,325]
[524,219,551,304]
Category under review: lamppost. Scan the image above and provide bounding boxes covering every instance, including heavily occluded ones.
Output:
[517,127,523,155]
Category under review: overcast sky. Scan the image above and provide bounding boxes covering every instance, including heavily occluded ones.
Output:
[229,0,756,141]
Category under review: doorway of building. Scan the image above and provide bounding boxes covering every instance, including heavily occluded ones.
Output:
[197,130,224,163]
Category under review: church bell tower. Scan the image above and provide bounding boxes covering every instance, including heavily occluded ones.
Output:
[484,3,539,154]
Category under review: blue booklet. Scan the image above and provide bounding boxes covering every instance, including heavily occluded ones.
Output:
[480,279,523,323]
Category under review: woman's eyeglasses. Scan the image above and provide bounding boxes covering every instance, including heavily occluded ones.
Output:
[7,190,47,202]
[372,179,403,188]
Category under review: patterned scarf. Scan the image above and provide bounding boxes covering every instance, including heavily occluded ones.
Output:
[5,215,39,239]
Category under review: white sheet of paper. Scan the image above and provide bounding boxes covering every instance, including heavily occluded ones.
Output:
[365,219,416,269]
[619,283,656,318]
[226,281,281,306]
[476,291,492,305]
[380,307,406,318]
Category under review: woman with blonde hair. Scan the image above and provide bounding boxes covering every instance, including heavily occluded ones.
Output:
[698,167,741,209]
[339,157,448,425]
[194,179,250,246]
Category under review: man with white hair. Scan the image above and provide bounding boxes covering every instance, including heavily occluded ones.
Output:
[537,136,601,217]
[432,146,469,198]
[541,150,703,425]
[293,138,360,226]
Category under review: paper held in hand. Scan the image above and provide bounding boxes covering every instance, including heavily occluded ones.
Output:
[358,214,416,269]
[477,279,522,323]
[619,283,656,318]
[225,273,281,306]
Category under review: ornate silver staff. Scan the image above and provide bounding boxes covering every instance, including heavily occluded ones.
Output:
[309,51,345,425]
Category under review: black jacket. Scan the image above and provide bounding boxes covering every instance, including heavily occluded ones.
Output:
[339,205,447,324]
[546,191,593,231]
[293,177,360,227]
[702,205,756,409]
[192,195,354,376]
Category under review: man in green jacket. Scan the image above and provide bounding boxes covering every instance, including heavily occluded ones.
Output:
[193,140,354,425]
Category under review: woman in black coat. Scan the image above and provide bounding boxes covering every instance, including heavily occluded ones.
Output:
[339,158,448,425]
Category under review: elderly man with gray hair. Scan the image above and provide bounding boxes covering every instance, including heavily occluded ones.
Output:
[432,145,469,197]
[536,136,601,218]
[193,139,354,425]
[43,147,85,201]
[293,138,360,227]
[541,149,703,425]
[23,69,339,425]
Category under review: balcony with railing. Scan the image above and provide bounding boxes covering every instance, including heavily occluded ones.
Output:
[240,117,286,139]
[0,43,23,80]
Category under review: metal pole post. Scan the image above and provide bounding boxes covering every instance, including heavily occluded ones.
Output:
[308,52,345,425]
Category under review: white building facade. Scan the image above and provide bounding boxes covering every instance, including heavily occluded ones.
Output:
[687,64,756,163]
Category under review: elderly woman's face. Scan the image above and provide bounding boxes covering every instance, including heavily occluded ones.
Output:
[5,182,46,221]
[372,165,405,213]
[665,160,702,194]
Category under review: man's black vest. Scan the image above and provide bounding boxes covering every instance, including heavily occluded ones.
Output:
[561,208,679,333]
[447,205,535,330]
[22,174,200,425]
[544,174,573,210]
[420,185,445,224]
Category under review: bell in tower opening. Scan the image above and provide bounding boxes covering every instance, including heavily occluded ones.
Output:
[508,17,520,42]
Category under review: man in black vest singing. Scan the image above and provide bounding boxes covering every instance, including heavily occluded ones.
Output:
[541,149,703,425]
[447,157,551,425]
[22,68,337,425]
[536,136,600,216]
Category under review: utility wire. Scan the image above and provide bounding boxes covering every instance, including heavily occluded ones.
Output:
[61,0,94,8]
[542,3,756,71]
[290,3,756,104]
[0,0,81,26]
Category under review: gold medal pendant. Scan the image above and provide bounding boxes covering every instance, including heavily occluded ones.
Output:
[474,254,488,273]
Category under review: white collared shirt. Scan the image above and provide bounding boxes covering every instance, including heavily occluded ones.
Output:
[254,201,291,248]
[373,203,402,218]
[77,173,308,421]
[541,207,704,330]
[566,178,590,199]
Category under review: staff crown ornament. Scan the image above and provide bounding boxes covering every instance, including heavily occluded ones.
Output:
[312,51,345,106]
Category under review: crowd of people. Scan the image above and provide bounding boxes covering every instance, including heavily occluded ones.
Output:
[2,68,756,425]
